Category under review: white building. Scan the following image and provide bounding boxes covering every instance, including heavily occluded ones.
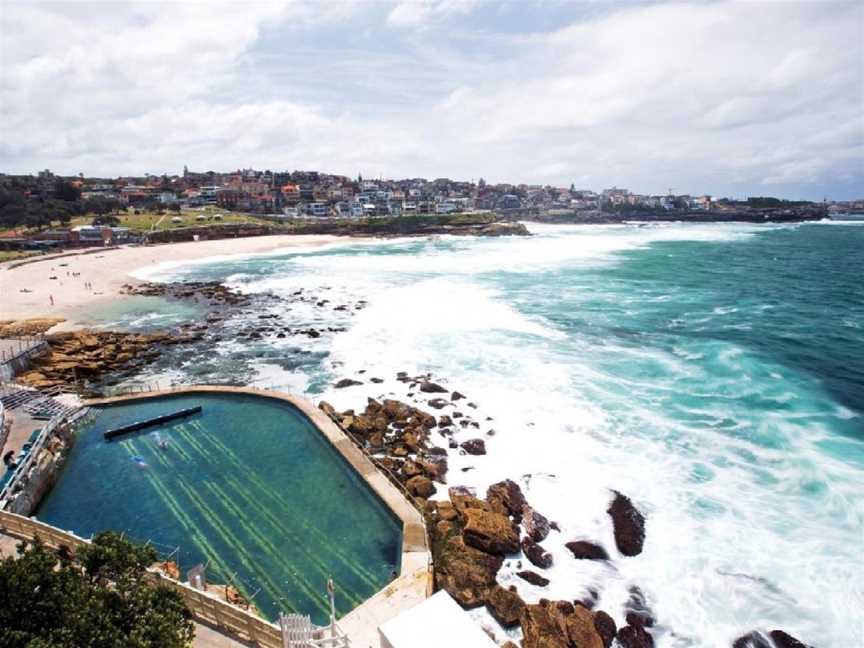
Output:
[378,591,498,648]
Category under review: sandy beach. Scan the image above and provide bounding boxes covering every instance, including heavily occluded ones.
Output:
[0,235,356,329]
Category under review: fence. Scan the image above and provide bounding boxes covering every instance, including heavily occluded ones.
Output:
[0,338,48,381]
[0,409,66,506]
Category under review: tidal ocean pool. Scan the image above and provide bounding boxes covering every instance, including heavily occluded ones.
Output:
[37,392,402,622]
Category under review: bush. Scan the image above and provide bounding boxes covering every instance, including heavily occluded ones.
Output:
[0,532,195,647]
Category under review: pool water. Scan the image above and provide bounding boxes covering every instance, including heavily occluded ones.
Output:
[36,392,402,622]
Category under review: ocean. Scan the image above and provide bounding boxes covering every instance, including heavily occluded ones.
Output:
[118,221,862,646]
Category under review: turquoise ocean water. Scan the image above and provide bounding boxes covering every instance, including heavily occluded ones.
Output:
[119,221,862,645]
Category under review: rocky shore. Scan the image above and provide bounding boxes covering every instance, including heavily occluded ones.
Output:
[318,375,815,648]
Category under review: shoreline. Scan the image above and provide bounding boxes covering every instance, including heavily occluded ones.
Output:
[0,234,366,330]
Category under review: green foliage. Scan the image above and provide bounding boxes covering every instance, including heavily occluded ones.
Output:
[745,196,811,208]
[92,214,121,227]
[0,533,194,648]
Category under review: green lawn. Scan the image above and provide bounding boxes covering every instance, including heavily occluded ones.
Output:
[67,206,274,233]
[0,250,40,263]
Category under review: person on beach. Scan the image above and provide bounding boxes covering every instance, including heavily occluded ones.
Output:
[49,295,54,306]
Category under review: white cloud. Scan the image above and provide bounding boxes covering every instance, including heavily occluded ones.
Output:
[0,0,861,198]
[386,0,479,29]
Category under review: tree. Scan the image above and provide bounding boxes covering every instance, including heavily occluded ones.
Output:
[93,214,121,227]
[0,532,195,647]
[53,180,82,202]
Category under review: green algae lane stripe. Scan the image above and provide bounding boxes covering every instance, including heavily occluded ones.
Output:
[197,428,383,587]
[220,473,375,601]
[179,422,376,606]
[198,427,384,588]
[173,417,384,594]
[173,475,314,616]
[172,423,217,462]
[200,479,355,610]
[204,478,365,608]
[172,476,296,614]
[121,441,233,586]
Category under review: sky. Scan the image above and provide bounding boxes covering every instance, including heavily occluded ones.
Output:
[1,0,862,200]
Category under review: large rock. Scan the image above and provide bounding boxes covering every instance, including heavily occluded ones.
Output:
[382,399,412,421]
[334,378,363,388]
[463,508,520,555]
[521,536,553,569]
[593,610,617,648]
[434,535,504,608]
[521,600,603,648]
[520,603,569,648]
[448,486,491,515]
[607,491,646,556]
[517,570,550,587]
[405,475,436,498]
[565,541,609,561]
[487,479,527,520]
[419,381,448,393]
[769,630,813,648]
[486,584,525,627]
[522,504,551,542]
[616,624,654,648]
[624,586,654,628]
[460,438,486,455]
[560,604,604,648]
[732,632,772,648]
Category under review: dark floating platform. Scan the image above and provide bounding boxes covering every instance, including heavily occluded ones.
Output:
[103,406,203,441]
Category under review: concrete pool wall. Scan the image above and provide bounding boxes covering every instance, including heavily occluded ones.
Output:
[84,385,432,643]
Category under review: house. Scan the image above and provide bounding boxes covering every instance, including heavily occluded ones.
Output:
[307,202,329,217]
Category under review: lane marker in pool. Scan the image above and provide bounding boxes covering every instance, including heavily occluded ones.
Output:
[199,429,385,589]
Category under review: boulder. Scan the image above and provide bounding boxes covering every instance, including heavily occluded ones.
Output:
[418,457,448,482]
[460,438,486,455]
[439,415,453,427]
[769,630,813,648]
[559,604,604,648]
[521,536,553,569]
[520,602,569,648]
[522,504,551,542]
[449,486,490,514]
[624,586,654,628]
[593,610,617,648]
[517,570,550,587]
[732,632,772,648]
[462,508,520,555]
[428,398,449,409]
[615,624,654,648]
[347,415,375,437]
[451,391,466,400]
[406,475,436,498]
[607,491,645,556]
[402,460,422,478]
[334,378,363,388]
[565,541,609,561]
[486,584,525,628]
[487,479,527,520]
[434,535,504,608]
[420,381,448,393]
[383,399,412,421]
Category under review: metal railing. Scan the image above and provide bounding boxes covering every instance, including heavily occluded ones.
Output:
[0,410,67,506]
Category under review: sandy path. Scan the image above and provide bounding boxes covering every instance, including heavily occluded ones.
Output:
[0,235,360,329]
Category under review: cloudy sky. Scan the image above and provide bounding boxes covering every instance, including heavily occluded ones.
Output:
[1,0,862,199]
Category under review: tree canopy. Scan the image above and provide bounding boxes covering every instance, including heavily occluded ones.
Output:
[0,532,195,648]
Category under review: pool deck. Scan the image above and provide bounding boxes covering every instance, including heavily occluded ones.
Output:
[85,385,432,648]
